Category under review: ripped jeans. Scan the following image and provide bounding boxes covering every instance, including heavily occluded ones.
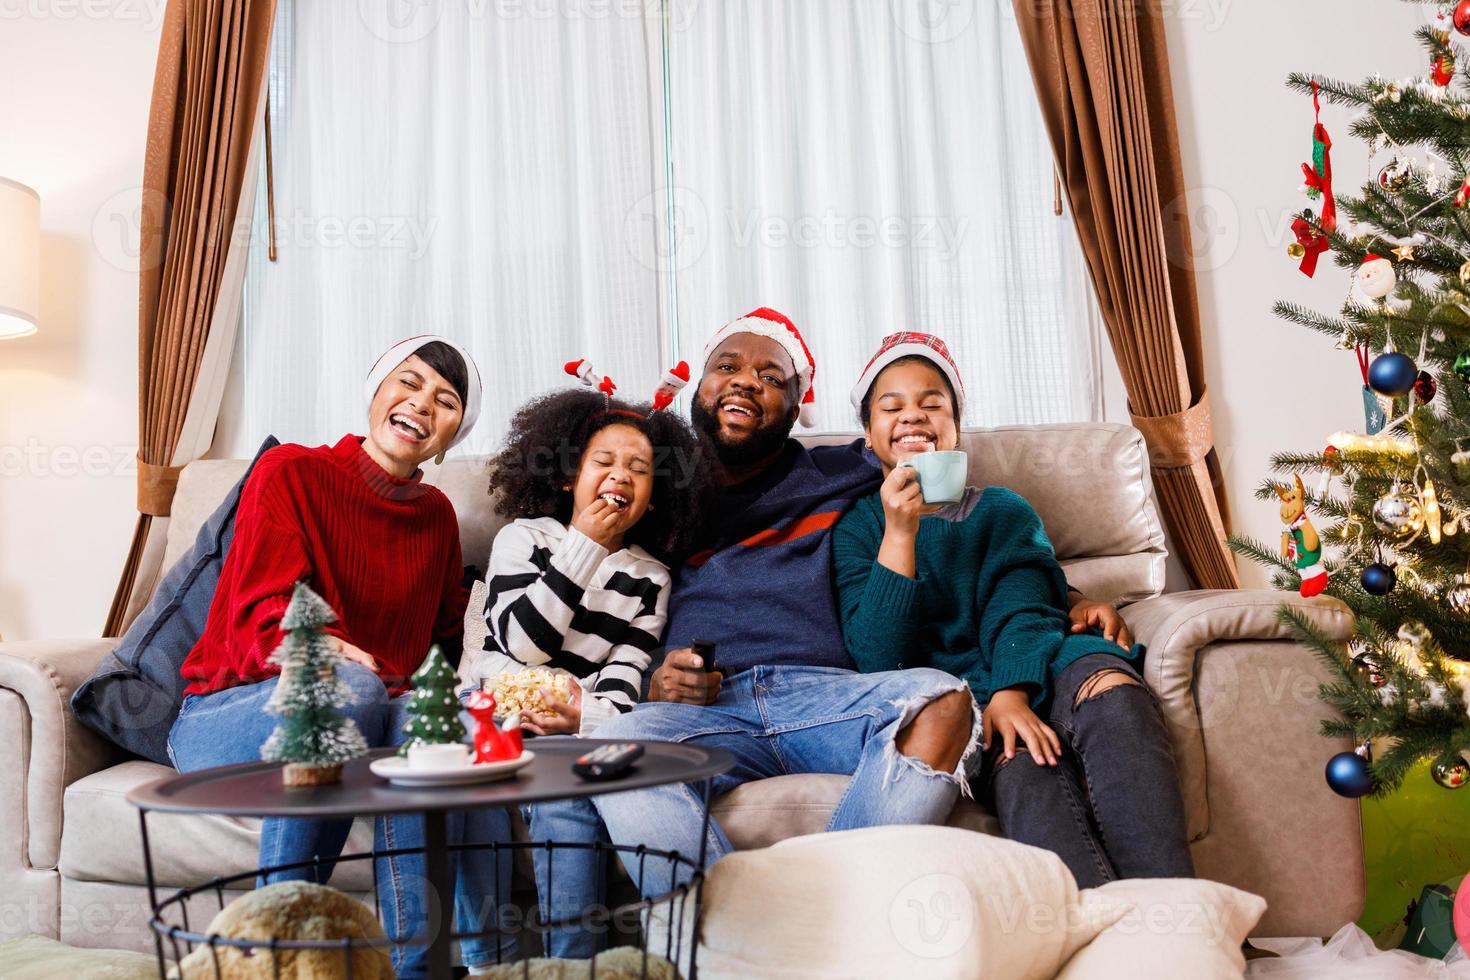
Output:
[530,664,981,957]
[977,653,1195,889]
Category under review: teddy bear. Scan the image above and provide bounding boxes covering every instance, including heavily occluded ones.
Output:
[172,881,391,980]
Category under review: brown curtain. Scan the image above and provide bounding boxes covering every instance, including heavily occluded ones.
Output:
[1011,0,1239,590]
[104,0,276,637]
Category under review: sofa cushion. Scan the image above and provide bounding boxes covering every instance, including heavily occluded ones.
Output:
[1056,878,1265,979]
[711,774,999,850]
[59,760,374,891]
[71,437,279,765]
[697,825,1125,980]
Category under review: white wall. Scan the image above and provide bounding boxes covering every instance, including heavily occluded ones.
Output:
[0,5,165,639]
[1165,0,1426,587]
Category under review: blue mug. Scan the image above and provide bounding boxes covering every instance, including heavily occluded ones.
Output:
[899,450,968,505]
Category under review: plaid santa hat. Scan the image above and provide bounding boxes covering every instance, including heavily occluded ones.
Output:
[703,307,819,427]
[849,331,965,419]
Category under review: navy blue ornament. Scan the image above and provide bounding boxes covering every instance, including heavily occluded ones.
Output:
[1325,748,1375,798]
[1362,562,1397,596]
[1368,351,1419,398]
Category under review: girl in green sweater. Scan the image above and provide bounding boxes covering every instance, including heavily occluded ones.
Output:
[832,332,1193,888]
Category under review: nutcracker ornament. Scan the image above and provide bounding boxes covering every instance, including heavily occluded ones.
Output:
[1278,474,1329,597]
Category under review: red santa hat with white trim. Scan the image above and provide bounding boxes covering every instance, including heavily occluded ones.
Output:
[702,307,819,427]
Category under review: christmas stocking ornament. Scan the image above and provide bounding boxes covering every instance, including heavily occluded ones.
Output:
[1293,81,1336,277]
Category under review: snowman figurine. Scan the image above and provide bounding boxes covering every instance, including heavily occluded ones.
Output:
[1354,253,1397,305]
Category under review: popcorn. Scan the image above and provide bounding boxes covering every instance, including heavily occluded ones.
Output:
[482,669,573,716]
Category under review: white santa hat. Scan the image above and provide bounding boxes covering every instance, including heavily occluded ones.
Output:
[364,335,483,449]
[850,330,966,419]
[702,307,818,427]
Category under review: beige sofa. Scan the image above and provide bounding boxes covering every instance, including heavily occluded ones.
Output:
[0,423,1362,955]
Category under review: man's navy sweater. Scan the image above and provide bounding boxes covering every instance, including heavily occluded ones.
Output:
[663,439,882,678]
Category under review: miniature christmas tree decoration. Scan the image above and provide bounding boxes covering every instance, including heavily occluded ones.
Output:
[260,582,369,787]
[400,646,467,754]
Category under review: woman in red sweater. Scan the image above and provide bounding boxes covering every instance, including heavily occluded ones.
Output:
[169,336,502,977]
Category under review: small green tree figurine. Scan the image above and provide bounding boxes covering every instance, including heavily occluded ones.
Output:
[400,646,466,753]
[261,582,368,786]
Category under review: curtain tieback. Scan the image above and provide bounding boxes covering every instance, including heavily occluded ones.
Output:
[137,455,184,517]
[1129,387,1215,469]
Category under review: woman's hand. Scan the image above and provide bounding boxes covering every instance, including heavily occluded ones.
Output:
[333,638,379,673]
[572,497,633,550]
[879,466,932,538]
[1068,597,1133,650]
[524,682,584,736]
[983,688,1062,766]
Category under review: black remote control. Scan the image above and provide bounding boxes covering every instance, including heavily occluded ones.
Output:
[572,742,645,781]
[692,639,717,674]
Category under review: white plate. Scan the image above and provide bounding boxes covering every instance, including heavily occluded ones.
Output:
[369,751,535,787]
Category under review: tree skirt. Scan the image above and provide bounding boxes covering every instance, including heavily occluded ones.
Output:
[1249,925,1468,979]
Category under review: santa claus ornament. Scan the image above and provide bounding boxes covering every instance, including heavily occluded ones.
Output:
[565,359,617,398]
[1355,254,1397,303]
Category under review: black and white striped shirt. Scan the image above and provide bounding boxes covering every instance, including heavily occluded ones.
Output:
[463,517,669,733]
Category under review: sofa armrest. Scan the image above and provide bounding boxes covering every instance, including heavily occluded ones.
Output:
[0,639,122,872]
[1120,590,1353,842]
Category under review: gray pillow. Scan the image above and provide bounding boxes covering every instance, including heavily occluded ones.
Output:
[71,437,280,764]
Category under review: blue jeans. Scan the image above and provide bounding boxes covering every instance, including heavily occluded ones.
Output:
[531,665,981,956]
[168,663,516,977]
[976,653,1195,889]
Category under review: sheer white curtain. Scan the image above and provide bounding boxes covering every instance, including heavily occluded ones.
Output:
[232,0,667,455]
[224,0,1102,455]
[663,0,1101,429]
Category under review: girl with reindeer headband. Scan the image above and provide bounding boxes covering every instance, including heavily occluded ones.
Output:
[464,358,718,732]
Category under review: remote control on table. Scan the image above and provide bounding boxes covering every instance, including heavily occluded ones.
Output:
[572,742,645,781]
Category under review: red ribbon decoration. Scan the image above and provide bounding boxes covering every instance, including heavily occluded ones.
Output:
[1292,217,1330,277]
[1295,81,1336,277]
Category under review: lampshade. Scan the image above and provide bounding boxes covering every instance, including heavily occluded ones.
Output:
[0,177,40,340]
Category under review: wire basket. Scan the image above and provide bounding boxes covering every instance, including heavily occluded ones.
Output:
[148,839,705,979]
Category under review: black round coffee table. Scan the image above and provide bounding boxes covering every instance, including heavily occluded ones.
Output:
[129,739,734,978]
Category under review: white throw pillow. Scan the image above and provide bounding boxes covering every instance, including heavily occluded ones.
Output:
[1055,877,1267,979]
[696,825,1127,980]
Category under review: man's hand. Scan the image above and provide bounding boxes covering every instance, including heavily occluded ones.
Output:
[648,648,722,705]
[1068,597,1133,650]
[572,497,634,551]
[333,637,379,673]
[524,683,583,736]
[983,688,1061,766]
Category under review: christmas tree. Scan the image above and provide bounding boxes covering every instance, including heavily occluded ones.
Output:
[261,582,369,785]
[1230,1,1470,798]
[399,646,466,753]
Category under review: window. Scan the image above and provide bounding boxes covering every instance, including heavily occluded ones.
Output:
[221,0,1102,456]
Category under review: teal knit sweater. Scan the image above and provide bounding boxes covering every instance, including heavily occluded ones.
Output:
[832,486,1142,707]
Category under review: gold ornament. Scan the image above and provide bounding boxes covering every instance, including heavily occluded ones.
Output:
[1287,241,1307,259]
[1460,259,1470,284]
[1422,480,1442,544]
[1392,242,1417,262]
